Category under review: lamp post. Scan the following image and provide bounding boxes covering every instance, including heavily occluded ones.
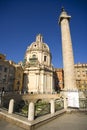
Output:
[0,78,5,106]
[0,91,2,106]
[2,78,5,92]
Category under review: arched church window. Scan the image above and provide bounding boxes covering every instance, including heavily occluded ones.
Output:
[32,54,36,58]
[29,54,38,63]
[16,81,20,91]
[44,56,47,62]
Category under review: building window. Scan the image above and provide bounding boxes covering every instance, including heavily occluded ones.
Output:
[29,54,38,63]
[32,54,36,58]
[0,65,2,71]
[0,73,1,81]
[17,81,20,91]
[3,75,7,82]
[44,45,46,48]
[44,56,47,62]
[34,44,37,47]
[4,67,7,72]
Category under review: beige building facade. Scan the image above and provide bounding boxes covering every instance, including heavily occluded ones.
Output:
[74,63,87,91]
[14,64,23,91]
[0,53,23,92]
[0,54,15,92]
[54,64,87,92]
[23,34,54,94]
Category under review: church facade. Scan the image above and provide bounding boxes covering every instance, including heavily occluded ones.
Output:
[23,34,54,94]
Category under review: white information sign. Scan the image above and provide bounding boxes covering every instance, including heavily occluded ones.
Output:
[68,91,79,108]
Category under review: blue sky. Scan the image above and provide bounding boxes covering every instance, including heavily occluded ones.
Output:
[0,0,87,68]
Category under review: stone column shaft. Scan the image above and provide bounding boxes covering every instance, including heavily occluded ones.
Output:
[50,99,55,114]
[59,8,76,90]
[8,99,14,114]
[28,102,34,121]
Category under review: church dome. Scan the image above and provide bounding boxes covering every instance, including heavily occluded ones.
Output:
[24,34,52,67]
[26,34,50,53]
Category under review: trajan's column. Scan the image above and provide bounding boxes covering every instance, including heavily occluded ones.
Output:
[59,8,77,91]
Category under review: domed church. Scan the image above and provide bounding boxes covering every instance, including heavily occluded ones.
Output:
[23,34,54,94]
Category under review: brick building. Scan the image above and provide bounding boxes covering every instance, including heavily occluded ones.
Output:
[54,68,64,91]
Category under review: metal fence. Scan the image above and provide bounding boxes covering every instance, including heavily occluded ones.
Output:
[35,101,50,118]
[55,99,64,111]
[1,98,64,118]
[13,99,64,118]
[79,98,87,109]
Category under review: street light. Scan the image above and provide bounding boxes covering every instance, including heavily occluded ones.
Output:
[2,77,6,93]
[0,91,2,106]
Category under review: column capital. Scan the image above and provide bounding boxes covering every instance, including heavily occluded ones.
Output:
[58,8,71,24]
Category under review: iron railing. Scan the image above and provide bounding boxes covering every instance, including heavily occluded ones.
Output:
[79,98,87,109]
[55,99,64,111]
[35,102,50,118]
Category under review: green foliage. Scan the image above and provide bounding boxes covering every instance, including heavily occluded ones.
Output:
[55,100,64,111]
[21,104,28,115]
[35,101,50,117]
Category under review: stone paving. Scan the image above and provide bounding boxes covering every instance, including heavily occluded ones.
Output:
[36,112,87,130]
[0,118,24,130]
[0,112,87,130]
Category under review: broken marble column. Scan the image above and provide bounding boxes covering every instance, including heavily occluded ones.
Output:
[64,97,68,110]
[50,99,55,114]
[28,102,34,121]
[8,99,14,114]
